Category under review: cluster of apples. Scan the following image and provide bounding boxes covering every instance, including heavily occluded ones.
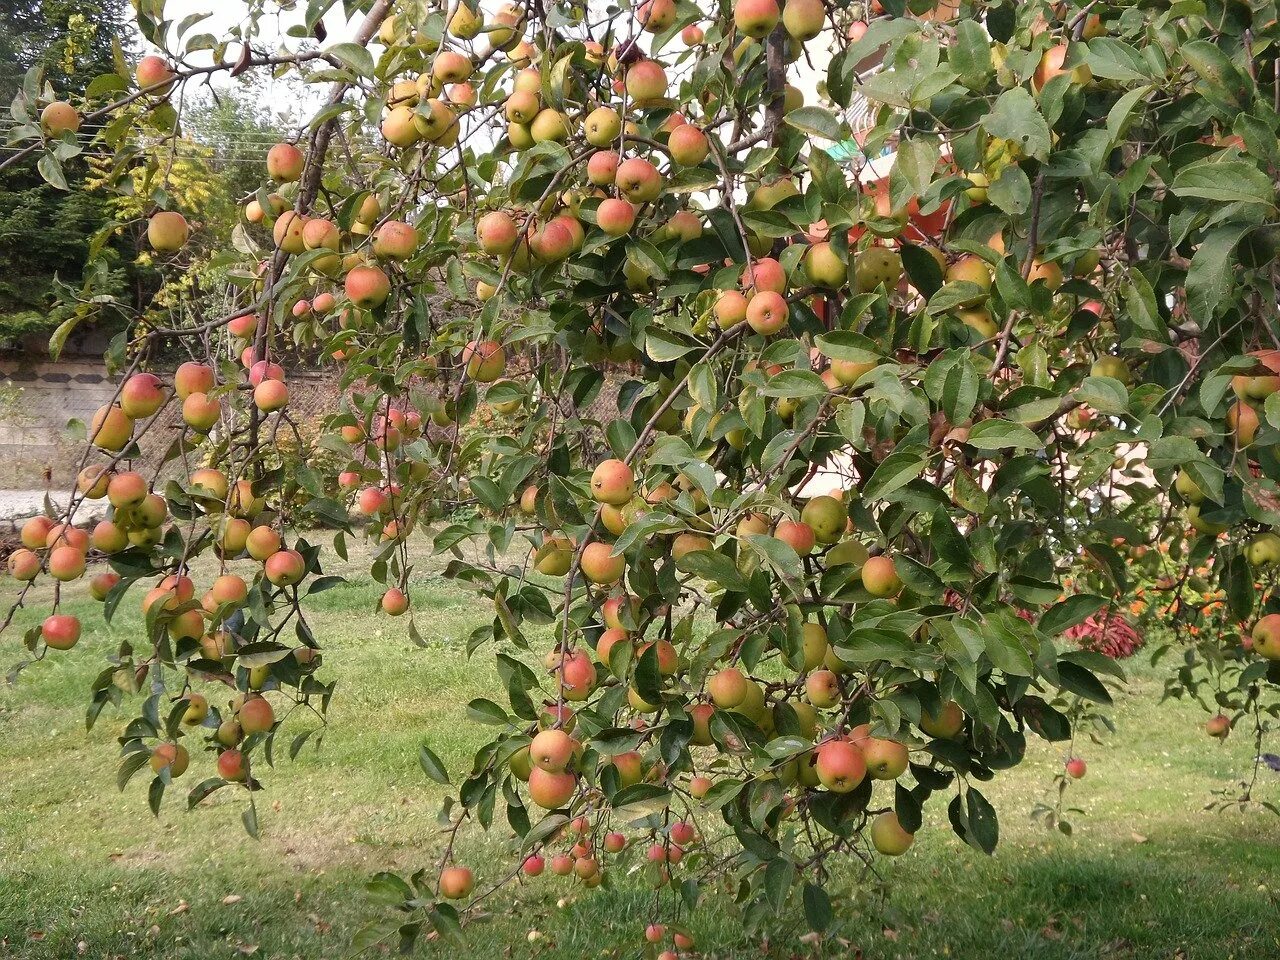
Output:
[513,806,704,906]
[37,53,176,142]
[148,681,283,788]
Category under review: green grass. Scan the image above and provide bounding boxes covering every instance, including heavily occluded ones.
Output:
[1,539,1278,959]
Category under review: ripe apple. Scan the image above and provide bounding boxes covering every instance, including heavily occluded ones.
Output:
[136,55,175,92]
[667,125,709,166]
[815,739,866,792]
[89,404,133,451]
[174,362,214,399]
[217,748,247,781]
[591,459,636,505]
[41,101,81,136]
[528,766,577,808]
[625,60,668,102]
[461,339,505,382]
[615,158,663,203]
[597,198,637,236]
[477,210,518,254]
[120,373,167,419]
[581,541,624,584]
[1251,613,1280,659]
[345,264,391,308]
[849,724,909,779]
[264,549,306,586]
[862,555,902,598]
[266,142,305,182]
[774,519,816,555]
[181,393,220,433]
[709,667,748,708]
[735,0,780,39]
[803,670,840,711]
[41,613,82,650]
[1065,757,1087,779]
[150,742,190,778]
[746,291,789,335]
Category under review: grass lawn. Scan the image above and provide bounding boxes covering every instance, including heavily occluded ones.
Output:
[1,537,1278,959]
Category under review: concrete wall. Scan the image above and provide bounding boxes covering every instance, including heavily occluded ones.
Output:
[0,357,119,489]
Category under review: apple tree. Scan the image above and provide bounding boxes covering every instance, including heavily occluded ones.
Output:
[5,0,1280,949]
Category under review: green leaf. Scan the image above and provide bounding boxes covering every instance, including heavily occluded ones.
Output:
[1171,159,1275,208]
[965,420,1043,451]
[1075,376,1129,415]
[783,107,845,141]
[862,448,929,501]
[1056,662,1112,705]
[37,154,68,190]
[1039,594,1107,635]
[928,281,987,313]
[964,787,999,854]
[987,163,1031,216]
[1106,86,1149,147]
[815,328,881,364]
[981,88,1051,161]
[951,19,992,84]
[645,328,697,362]
[327,41,376,77]
[1186,224,1252,320]
[802,882,833,932]
[893,137,940,198]
[417,742,450,784]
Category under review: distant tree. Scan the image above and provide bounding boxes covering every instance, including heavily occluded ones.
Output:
[0,0,132,348]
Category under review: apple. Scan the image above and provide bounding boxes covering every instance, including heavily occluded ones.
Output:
[1206,714,1231,739]
[584,106,622,146]
[805,669,840,708]
[638,0,675,31]
[746,291,789,335]
[1251,613,1280,659]
[849,725,909,779]
[782,0,824,41]
[40,101,80,136]
[345,264,391,308]
[771,517,817,555]
[1065,757,1087,779]
[591,459,636,505]
[870,811,914,855]
[815,739,865,792]
[735,0,780,40]
[1228,401,1259,447]
[266,142,305,182]
[667,125,709,166]
[217,749,247,781]
[920,700,964,738]
[174,362,214,399]
[463,339,506,382]
[148,211,189,252]
[136,55,175,92]
[625,60,668,102]
[528,767,577,808]
[616,158,663,203]
[150,742,190,778]
[41,613,82,650]
[581,541,624,584]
